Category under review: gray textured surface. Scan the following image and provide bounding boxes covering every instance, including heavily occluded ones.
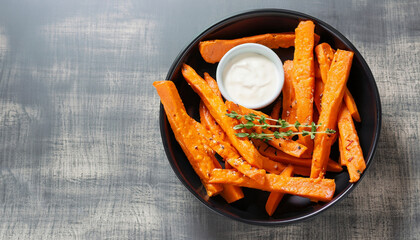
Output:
[0,0,419,239]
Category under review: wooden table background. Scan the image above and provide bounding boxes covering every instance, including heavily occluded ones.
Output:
[0,0,419,239]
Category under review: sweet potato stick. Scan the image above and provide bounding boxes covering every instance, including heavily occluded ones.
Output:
[203,72,223,100]
[182,63,268,169]
[198,102,285,183]
[343,88,361,122]
[199,101,234,168]
[199,33,321,63]
[314,72,324,114]
[269,99,282,133]
[314,77,339,144]
[209,169,336,202]
[314,58,322,79]
[290,166,311,177]
[225,101,310,158]
[281,60,297,123]
[265,165,294,216]
[196,114,288,178]
[293,21,316,151]
[337,104,366,182]
[210,154,244,203]
[200,73,232,168]
[311,50,354,179]
[196,79,266,184]
[315,43,335,85]
[338,136,345,166]
[201,94,244,201]
[315,43,361,122]
[200,102,228,145]
[219,182,244,203]
[270,99,282,120]
[191,72,313,177]
[201,72,228,144]
[254,140,342,172]
[200,101,231,170]
[153,81,223,196]
[193,120,266,184]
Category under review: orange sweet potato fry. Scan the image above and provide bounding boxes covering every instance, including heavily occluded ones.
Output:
[314,74,324,114]
[291,165,311,177]
[200,101,228,144]
[259,157,310,176]
[314,58,322,79]
[153,81,223,196]
[199,33,321,64]
[197,104,286,183]
[338,135,345,166]
[193,118,266,185]
[281,60,297,123]
[225,101,310,158]
[200,101,232,171]
[199,73,232,167]
[203,72,222,100]
[337,104,366,182]
[270,98,282,120]
[292,21,316,151]
[269,99,282,133]
[254,140,342,172]
[219,183,244,203]
[209,169,336,202]
[311,50,354,179]
[265,165,294,216]
[315,43,361,122]
[343,88,361,122]
[182,63,270,169]
[262,157,287,175]
[315,43,335,84]
[210,154,244,203]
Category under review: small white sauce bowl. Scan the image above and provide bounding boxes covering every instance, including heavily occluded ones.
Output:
[216,43,284,109]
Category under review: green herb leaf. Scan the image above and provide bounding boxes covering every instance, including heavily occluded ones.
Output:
[258,115,266,124]
[326,128,336,134]
[235,132,249,138]
[294,121,301,129]
[233,124,244,130]
[244,121,255,129]
[302,130,310,137]
[279,132,287,139]
[226,111,238,118]
[249,132,257,138]
[279,119,288,128]
[244,114,254,121]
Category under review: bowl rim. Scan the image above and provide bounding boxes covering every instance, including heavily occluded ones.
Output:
[159,8,382,225]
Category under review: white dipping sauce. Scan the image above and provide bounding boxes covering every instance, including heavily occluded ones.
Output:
[222,52,279,106]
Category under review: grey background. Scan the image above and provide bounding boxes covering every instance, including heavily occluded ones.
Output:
[0,0,419,239]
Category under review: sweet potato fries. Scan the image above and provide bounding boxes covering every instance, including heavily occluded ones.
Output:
[154,20,366,216]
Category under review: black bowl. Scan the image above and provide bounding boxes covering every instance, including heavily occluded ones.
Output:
[159,9,381,225]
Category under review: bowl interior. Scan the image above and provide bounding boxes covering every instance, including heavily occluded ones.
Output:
[160,9,381,225]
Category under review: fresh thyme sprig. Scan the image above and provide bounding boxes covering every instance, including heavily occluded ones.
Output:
[226,111,336,140]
